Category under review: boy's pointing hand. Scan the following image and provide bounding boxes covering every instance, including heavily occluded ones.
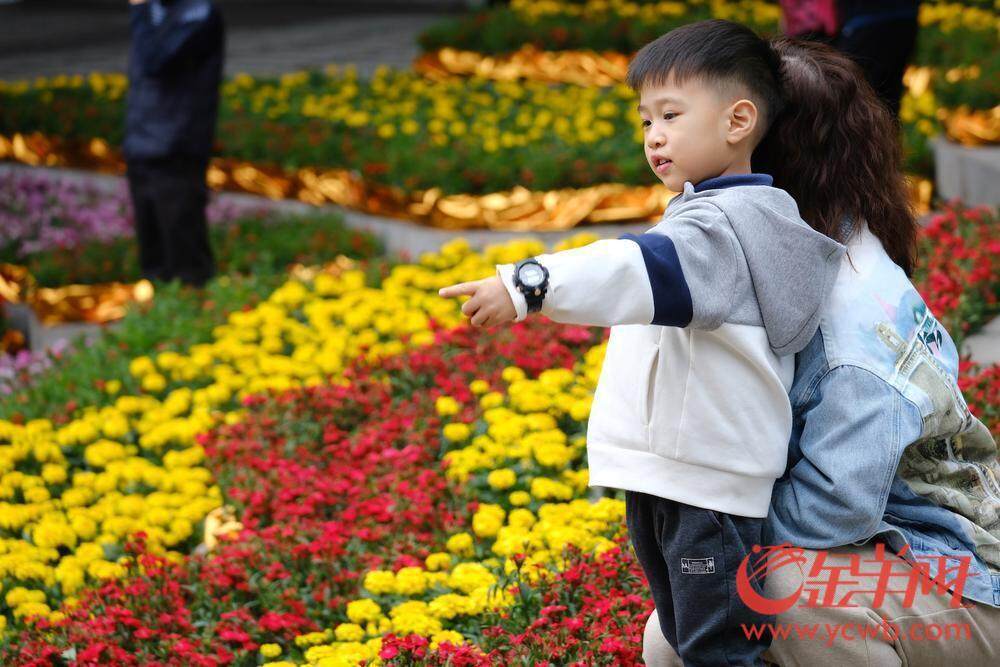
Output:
[439,277,518,328]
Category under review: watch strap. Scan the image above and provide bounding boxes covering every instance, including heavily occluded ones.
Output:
[524,286,545,313]
[514,258,548,314]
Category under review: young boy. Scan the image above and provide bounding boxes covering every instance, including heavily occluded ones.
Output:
[440,20,845,666]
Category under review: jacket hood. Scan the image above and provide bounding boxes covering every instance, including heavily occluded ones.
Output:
[670,182,847,355]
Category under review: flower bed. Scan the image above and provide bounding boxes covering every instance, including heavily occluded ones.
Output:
[0,213,994,664]
[417,0,998,175]
[0,172,381,287]
[1,70,653,195]
[420,1,997,73]
[913,202,999,345]
[0,60,970,197]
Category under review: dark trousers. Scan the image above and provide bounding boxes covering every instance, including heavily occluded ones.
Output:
[126,155,216,287]
[626,491,773,666]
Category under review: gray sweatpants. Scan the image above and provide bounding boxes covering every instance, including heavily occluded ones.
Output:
[626,491,773,666]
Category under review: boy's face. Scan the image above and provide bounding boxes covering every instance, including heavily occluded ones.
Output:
[637,75,744,192]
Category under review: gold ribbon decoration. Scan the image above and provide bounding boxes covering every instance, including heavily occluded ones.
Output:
[413,45,630,87]
[29,280,154,326]
[2,262,154,325]
[414,49,999,152]
[0,263,33,303]
[942,106,1000,147]
[1,132,672,231]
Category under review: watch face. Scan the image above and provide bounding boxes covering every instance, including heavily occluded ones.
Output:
[519,264,545,287]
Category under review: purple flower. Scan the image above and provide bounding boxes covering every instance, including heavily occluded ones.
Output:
[1,171,275,258]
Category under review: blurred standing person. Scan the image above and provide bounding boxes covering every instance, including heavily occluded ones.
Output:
[779,0,920,117]
[124,0,225,287]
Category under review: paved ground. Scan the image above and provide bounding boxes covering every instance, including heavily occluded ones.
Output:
[965,317,1000,366]
[0,1,460,80]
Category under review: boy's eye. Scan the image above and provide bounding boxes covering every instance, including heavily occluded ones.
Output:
[641,119,651,128]
[664,112,677,120]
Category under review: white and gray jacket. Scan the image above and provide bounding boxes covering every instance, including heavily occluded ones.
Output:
[497,174,846,518]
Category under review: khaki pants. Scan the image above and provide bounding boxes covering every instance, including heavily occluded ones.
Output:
[642,543,1000,666]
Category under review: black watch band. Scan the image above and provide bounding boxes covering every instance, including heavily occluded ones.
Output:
[514,258,549,313]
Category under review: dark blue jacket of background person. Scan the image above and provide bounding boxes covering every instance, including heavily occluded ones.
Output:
[124,0,225,162]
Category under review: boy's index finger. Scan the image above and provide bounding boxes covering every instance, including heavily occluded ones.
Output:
[438,282,478,298]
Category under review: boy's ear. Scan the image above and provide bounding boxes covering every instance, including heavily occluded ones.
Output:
[726,99,758,144]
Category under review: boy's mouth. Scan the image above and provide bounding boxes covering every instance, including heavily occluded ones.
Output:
[652,157,672,174]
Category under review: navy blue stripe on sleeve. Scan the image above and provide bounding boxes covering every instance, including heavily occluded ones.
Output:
[619,233,693,327]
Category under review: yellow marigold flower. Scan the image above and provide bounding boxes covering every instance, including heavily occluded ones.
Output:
[472,513,502,539]
[479,391,504,409]
[13,601,51,619]
[5,587,45,607]
[294,631,330,647]
[446,532,474,556]
[363,569,396,595]
[334,622,365,642]
[424,552,452,572]
[346,598,383,624]
[365,616,393,636]
[508,508,536,529]
[447,562,496,594]
[259,643,282,658]
[501,366,526,383]
[391,612,442,637]
[487,468,517,490]
[101,413,130,440]
[534,442,573,469]
[141,372,167,394]
[509,490,532,506]
[428,592,475,619]
[472,504,505,539]
[40,463,67,485]
[55,563,85,595]
[389,600,430,618]
[569,398,592,421]
[129,356,155,378]
[32,519,77,550]
[394,567,427,596]
[442,422,471,443]
[23,486,50,503]
[469,379,490,395]
[435,396,460,417]
[530,477,574,501]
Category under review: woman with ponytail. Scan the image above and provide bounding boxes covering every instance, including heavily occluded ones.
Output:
[642,31,1000,667]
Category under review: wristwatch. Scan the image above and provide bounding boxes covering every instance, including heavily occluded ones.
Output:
[513,258,549,313]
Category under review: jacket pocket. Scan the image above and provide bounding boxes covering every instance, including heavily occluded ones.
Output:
[640,344,660,426]
[588,328,660,447]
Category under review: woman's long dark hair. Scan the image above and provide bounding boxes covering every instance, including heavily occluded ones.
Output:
[754,37,919,276]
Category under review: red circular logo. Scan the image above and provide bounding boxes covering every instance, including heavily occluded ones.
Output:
[736,543,807,615]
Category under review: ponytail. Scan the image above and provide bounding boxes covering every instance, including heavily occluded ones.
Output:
[753,38,919,276]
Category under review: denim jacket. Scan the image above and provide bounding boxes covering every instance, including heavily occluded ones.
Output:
[765,221,1000,607]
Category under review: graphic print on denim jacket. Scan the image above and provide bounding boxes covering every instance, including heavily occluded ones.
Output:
[824,233,1000,572]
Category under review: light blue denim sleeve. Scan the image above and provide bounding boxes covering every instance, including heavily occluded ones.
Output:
[766,364,924,548]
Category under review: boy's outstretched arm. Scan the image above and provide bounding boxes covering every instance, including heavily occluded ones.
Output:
[439,200,741,330]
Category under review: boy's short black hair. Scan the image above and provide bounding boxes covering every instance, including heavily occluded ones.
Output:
[627,19,784,137]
